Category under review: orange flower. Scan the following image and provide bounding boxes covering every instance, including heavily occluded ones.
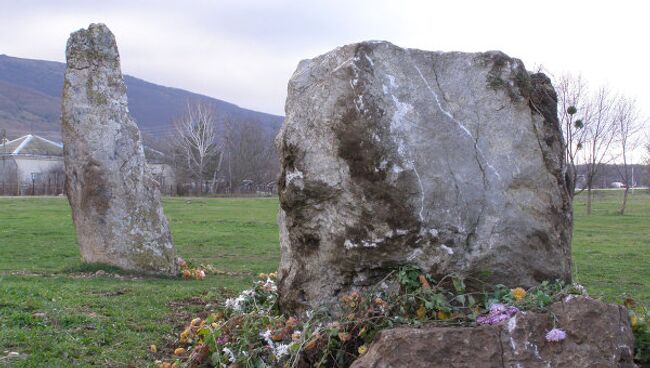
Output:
[174,347,186,356]
[181,270,192,279]
[623,297,634,307]
[194,269,206,280]
[418,274,431,289]
[338,332,352,341]
[512,287,527,301]
[305,335,320,351]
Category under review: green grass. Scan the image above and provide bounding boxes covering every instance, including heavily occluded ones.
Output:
[0,197,279,367]
[0,191,649,366]
[572,189,650,304]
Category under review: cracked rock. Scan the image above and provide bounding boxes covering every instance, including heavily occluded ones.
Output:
[276,41,572,313]
[61,23,178,274]
[351,296,637,368]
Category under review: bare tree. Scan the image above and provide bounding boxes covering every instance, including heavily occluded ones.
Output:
[222,119,278,193]
[613,97,644,214]
[556,74,588,195]
[646,144,650,193]
[173,102,219,194]
[579,87,619,215]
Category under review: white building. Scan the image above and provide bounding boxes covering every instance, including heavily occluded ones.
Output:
[143,146,176,193]
[0,134,177,195]
[0,134,65,195]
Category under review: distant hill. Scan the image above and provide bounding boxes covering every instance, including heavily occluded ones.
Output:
[0,54,283,143]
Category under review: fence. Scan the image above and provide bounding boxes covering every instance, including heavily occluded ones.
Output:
[0,178,277,197]
[0,179,65,196]
[161,181,276,197]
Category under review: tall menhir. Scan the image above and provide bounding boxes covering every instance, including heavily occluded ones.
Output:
[61,23,178,274]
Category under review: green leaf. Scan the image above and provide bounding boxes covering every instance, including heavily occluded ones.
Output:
[467,295,476,307]
[455,294,466,306]
[452,277,465,293]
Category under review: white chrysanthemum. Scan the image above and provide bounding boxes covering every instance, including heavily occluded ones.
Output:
[222,347,236,362]
[224,288,256,311]
[274,343,291,359]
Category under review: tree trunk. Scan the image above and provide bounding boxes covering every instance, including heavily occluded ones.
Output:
[586,186,593,215]
[620,187,629,215]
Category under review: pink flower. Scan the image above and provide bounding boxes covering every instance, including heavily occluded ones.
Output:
[545,328,567,342]
[476,305,519,325]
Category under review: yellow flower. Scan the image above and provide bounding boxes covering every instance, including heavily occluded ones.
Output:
[179,328,190,343]
[173,347,186,356]
[190,317,202,326]
[269,272,278,279]
[416,304,427,319]
[358,345,368,355]
[630,314,638,328]
[148,344,157,353]
[436,310,450,320]
[512,287,527,301]
[259,273,268,279]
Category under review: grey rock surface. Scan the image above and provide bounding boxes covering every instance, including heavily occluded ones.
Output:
[277,41,572,313]
[351,296,636,368]
[61,23,177,274]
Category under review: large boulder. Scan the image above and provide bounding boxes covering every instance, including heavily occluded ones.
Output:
[351,296,637,368]
[276,41,572,313]
[61,23,178,274]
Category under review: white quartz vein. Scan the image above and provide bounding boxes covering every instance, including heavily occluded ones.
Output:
[411,62,501,180]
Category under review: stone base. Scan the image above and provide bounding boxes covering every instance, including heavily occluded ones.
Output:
[352,296,636,368]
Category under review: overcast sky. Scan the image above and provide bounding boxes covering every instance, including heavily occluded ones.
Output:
[1,0,648,118]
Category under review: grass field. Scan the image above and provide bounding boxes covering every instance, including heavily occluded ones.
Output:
[1,191,649,366]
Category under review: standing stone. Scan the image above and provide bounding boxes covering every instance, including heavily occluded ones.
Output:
[62,23,177,274]
[277,41,572,313]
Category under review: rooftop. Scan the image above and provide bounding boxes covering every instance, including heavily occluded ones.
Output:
[0,134,63,157]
